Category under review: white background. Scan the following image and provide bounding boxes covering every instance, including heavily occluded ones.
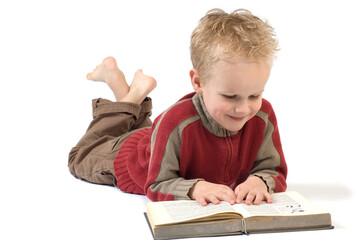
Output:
[0,0,360,239]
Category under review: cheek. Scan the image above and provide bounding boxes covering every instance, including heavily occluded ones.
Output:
[214,101,232,115]
[251,100,263,115]
[250,100,262,117]
[206,100,230,119]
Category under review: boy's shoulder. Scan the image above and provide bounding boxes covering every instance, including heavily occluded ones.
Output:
[255,98,278,125]
[167,92,198,116]
[177,92,197,102]
[153,92,199,130]
[260,98,274,113]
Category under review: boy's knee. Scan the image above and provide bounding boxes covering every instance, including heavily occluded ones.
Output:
[68,146,81,178]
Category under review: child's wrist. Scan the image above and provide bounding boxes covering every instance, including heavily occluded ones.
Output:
[187,180,205,199]
[250,175,269,191]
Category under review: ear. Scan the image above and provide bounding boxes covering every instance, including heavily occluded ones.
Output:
[189,69,203,94]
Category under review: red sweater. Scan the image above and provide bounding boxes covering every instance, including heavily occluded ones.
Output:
[114,93,287,201]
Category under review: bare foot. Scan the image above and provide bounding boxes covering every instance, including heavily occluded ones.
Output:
[86,57,130,101]
[121,70,157,104]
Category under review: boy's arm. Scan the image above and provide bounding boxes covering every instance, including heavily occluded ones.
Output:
[144,112,204,202]
[144,129,203,201]
[249,107,287,194]
[145,143,237,205]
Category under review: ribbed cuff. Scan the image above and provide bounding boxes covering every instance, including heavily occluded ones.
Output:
[174,178,204,200]
[92,98,142,119]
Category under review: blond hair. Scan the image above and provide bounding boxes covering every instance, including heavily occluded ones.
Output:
[190,8,279,80]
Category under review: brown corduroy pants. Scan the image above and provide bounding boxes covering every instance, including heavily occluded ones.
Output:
[68,98,153,186]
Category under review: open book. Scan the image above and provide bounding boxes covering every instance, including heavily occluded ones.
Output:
[145,191,333,239]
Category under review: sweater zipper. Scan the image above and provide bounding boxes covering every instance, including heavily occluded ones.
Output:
[224,134,233,181]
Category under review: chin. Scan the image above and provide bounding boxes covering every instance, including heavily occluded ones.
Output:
[225,123,245,132]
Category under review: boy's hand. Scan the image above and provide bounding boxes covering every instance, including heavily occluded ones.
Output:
[188,181,236,206]
[234,176,272,205]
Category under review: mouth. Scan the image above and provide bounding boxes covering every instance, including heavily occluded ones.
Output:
[227,115,247,122]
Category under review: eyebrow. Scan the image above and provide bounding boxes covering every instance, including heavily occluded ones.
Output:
[221,89,264,96]
[251,90,265,95]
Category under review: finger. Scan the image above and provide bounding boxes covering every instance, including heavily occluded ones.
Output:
[253,193,264,205]
[218,191,236,205]
[245,192,256,205]
[208,195,221,205]
[235,189,248,204]
[234,186,240,196]
[265,192,273,204]
[196,196,208,207]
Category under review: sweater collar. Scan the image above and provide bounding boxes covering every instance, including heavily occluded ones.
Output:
[192,93,239,137]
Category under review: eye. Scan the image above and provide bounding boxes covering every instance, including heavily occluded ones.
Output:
[222,94,237,99]
[249,95,260,100]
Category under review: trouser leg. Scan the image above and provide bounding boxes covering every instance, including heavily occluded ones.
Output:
[68,98,152,186]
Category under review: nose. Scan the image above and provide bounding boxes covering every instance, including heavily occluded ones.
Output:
[234,100,250,114]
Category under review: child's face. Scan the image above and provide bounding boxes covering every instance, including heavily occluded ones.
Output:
[191,59,271,132]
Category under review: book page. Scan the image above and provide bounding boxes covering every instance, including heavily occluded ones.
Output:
[147,200,236,225]
[233,191,329,218]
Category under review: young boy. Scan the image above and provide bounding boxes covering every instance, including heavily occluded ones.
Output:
[68,8,287,206]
